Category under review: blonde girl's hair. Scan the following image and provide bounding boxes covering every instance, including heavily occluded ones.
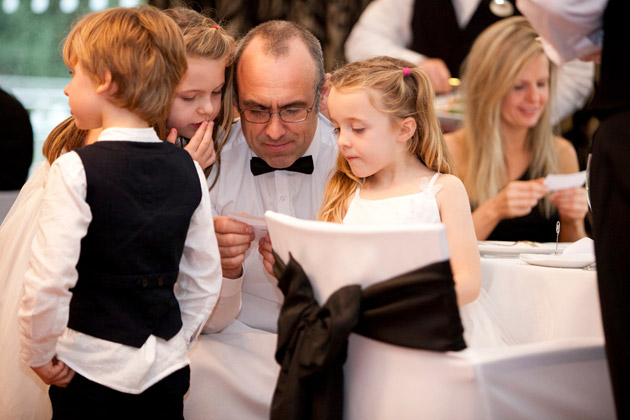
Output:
[162,7,236,187]
[42,116,87,164]
[62,6,187,127]
[460,16,557,213]
[318,56,452,222]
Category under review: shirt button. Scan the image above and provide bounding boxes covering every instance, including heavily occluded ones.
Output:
[141,277,149,288]
[157,276,166,287]
[280,196,286,202]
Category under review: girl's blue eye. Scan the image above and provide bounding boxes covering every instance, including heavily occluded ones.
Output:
[352,127,364,133]
[332,127,340,135]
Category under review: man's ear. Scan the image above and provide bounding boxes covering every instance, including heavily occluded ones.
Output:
[95,71,116,95]
[318,73,331,120]
[397,117,417,143]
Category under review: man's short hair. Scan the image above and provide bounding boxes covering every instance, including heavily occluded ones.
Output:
[234,20,325,107]
[63,6,187,125]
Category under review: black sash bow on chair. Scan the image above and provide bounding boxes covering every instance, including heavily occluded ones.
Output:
[270,252,466,420]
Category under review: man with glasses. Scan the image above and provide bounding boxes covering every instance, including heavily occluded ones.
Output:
[184,20,338,420]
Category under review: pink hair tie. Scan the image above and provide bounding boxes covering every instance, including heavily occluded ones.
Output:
[402,67,412,76]
[211,26,219,29]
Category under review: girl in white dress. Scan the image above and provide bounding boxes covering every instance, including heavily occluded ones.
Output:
[0,117,98,419]
[319,56,510,347]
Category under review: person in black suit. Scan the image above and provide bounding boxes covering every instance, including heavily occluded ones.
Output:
[519,0,630,417]
[0,87,33,190]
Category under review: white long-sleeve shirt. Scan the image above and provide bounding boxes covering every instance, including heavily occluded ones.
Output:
[18,127,222,394]
[204,114,338,333]
[517,0,605,65]
[345,0,596,124]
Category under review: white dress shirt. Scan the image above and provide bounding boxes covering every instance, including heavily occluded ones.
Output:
[517,0,605,65]
[205,114,338,333]
[345,0,596,125]
[19,127,222,394]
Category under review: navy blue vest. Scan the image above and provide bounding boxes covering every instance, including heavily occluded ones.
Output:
[69,141,202,348]
[410,0,519,77]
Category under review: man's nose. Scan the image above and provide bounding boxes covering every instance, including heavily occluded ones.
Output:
[264,113,286,140]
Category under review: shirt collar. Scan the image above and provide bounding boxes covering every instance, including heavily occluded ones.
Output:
[98,127,161,143]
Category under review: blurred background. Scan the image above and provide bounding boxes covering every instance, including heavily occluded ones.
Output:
[0,0,371,174]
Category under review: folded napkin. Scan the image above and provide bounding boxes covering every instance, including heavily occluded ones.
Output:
[562,237,595,257]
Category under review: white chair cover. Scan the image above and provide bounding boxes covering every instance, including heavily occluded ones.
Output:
[264,211,614,420]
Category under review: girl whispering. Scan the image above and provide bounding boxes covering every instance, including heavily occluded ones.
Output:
[319,56,509,347]
[163,7,235,187]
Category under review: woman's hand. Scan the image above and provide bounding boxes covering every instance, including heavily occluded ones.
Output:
[550,187,589,222]
[472,179,547,240]
[492,179,548,219]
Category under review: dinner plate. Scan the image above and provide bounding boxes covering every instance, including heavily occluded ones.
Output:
[519,253,595,268]
[478,241,566,256]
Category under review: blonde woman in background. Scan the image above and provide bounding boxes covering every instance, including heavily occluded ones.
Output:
[445,16,588,242]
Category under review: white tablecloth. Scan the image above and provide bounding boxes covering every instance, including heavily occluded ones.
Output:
[481,256,604,344]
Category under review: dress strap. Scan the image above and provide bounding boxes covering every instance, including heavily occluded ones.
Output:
[428,172,440,187]
[420,173,443,198]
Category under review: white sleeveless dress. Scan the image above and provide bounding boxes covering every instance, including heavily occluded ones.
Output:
[0,162,53,419]
[343,173,511,348]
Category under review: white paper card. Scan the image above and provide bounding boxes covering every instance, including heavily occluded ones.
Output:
[227,212,268,240]
[543,171,586,191]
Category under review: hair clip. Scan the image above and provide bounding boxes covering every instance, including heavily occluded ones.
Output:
[402,67,412,76]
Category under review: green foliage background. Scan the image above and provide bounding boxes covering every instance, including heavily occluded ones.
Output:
[0,1,108,77]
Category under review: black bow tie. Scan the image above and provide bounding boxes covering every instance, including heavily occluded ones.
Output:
[250,156,314,176]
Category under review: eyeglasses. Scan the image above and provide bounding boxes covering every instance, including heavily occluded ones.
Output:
[239,95,317,124]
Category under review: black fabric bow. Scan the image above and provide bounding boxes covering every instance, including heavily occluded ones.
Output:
[250,156,314,176]
[270,252,466,420]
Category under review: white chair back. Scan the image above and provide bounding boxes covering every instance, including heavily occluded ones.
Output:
[265,211,449,304]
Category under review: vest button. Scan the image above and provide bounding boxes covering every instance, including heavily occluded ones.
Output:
[141,277,149,288]
[157,276,166,286]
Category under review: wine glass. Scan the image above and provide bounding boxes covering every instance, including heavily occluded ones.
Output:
[585,153,592,211]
